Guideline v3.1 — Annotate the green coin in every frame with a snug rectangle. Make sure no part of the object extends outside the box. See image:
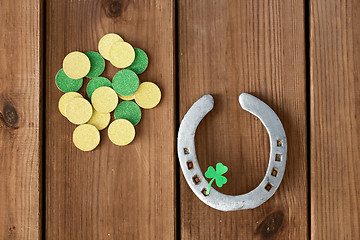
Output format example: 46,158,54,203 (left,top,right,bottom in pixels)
125,48,148,74
55,69,83,93
86,77,112,99
114,101,141,126
112,69,139,96
85,51,105,78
